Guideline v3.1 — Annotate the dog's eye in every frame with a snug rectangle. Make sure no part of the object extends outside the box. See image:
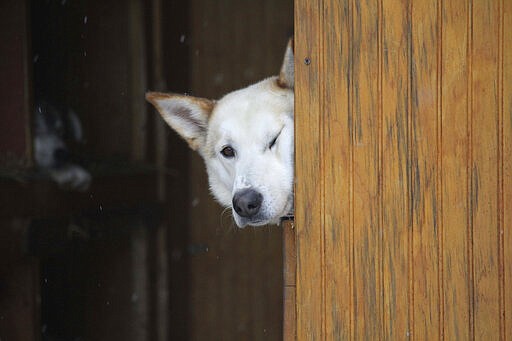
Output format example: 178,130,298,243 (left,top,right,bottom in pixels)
220,146,236,158
269,132,281,150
